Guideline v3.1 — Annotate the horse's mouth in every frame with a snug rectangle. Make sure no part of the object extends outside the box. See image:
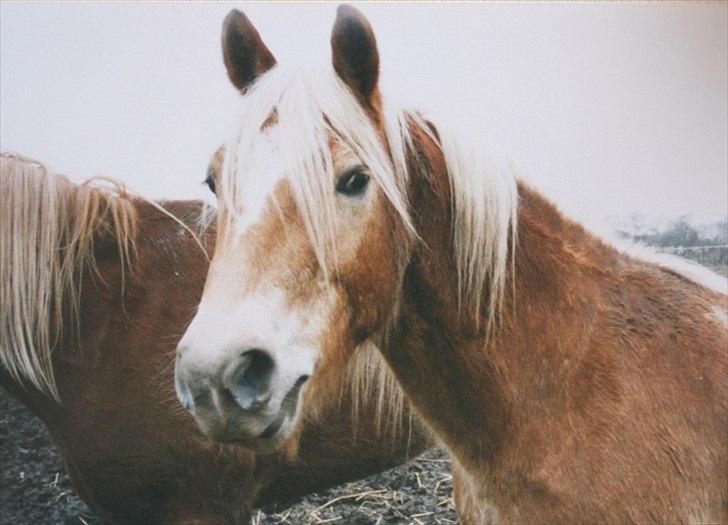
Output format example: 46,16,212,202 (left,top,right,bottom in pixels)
257,374,309,441
259,410,286,439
